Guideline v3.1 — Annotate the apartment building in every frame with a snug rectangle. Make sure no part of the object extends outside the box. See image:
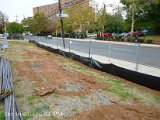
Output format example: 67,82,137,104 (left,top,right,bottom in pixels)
33,0,94,33
33,3,58,22
61,0,90,10
33,0,90,20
